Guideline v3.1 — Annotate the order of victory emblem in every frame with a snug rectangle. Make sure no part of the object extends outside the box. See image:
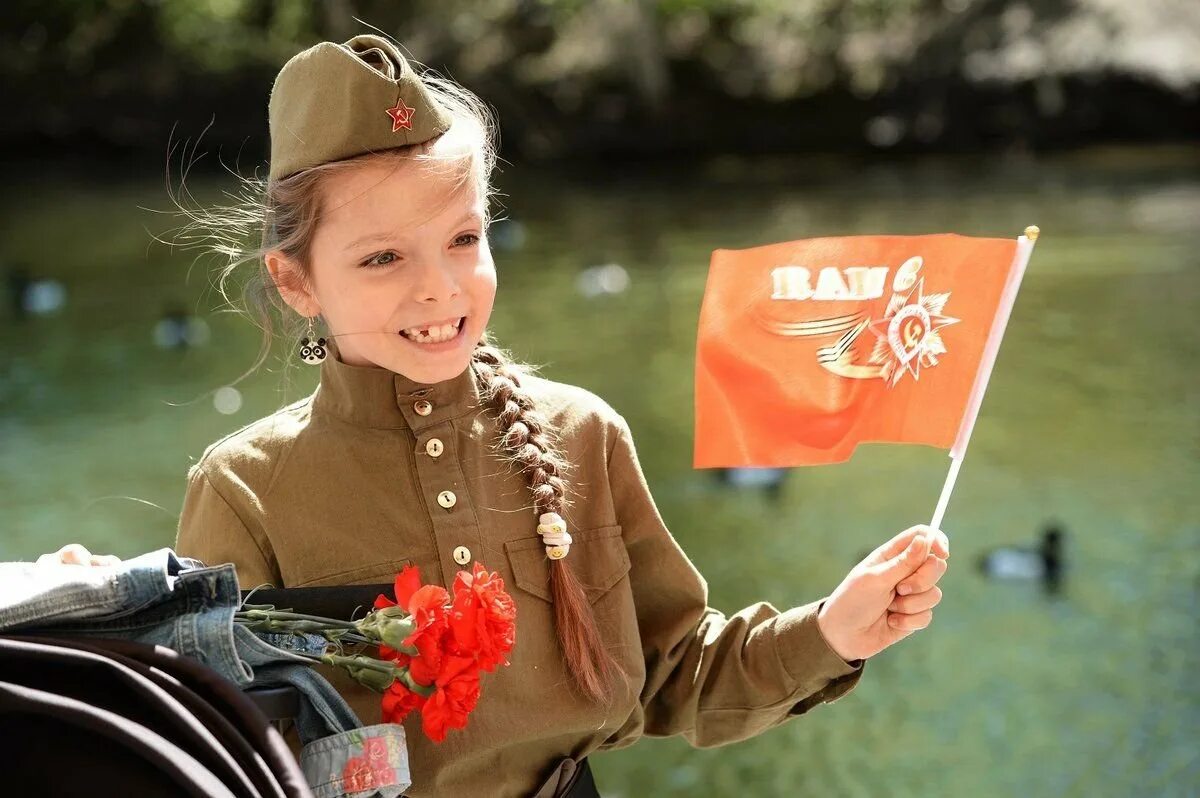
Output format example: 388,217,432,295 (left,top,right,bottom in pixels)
760,255,961,387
